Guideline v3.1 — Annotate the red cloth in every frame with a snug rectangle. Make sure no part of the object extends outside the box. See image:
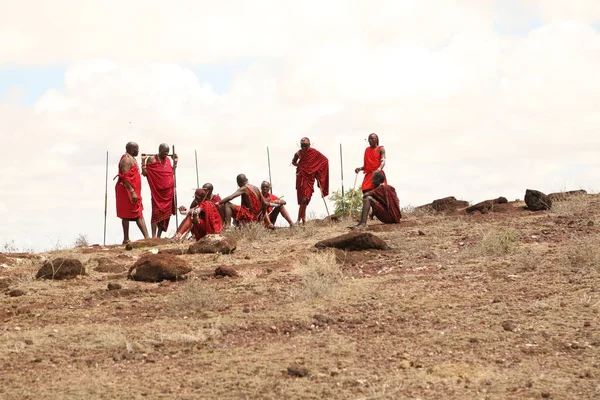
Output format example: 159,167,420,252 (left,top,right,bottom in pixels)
362,146,387,191
145,156,175,231
115,154,144,219
264,193,279,213
369,184,401,223
191,200,223,239
234,185,263,223
296,148,329,205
